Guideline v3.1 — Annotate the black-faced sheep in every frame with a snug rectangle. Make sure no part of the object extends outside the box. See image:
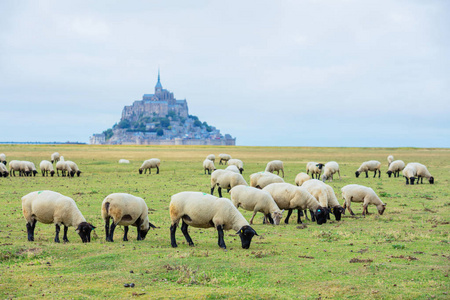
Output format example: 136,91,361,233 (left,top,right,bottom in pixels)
402,164,417,185
0,162,9,177
66,161,82,177
249,172,284,189
39,160,55,177
210,169,248,198
51,152,60,163
218,153,231,165
386,160,405,178
341,184,386,217
306,162,325,179
302,179,345,221
0,153,6,165
408,162,434,184
203,159,216,175
227,159,244,174
355,160,381,178
139,158,160,174
321,161,340,182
